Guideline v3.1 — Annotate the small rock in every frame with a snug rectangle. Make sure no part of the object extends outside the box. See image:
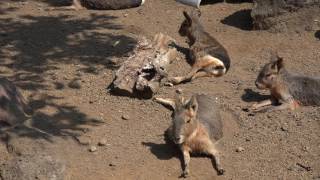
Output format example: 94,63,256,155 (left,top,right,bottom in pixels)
98,139,107,146
109,163,116,167
236,147,245,152
302,146,309,152
176,88,183,94
68,79,81,89
280,126,288,132
121,115,129,120
123,13,128,17
112,40,120,47
89,146,97,152
75,136,91,145
242,108,249,112
248,113,255,117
